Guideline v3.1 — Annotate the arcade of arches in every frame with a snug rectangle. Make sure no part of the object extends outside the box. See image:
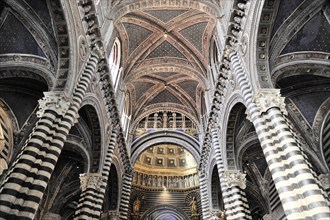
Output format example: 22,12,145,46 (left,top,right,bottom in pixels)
0,0,329,220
